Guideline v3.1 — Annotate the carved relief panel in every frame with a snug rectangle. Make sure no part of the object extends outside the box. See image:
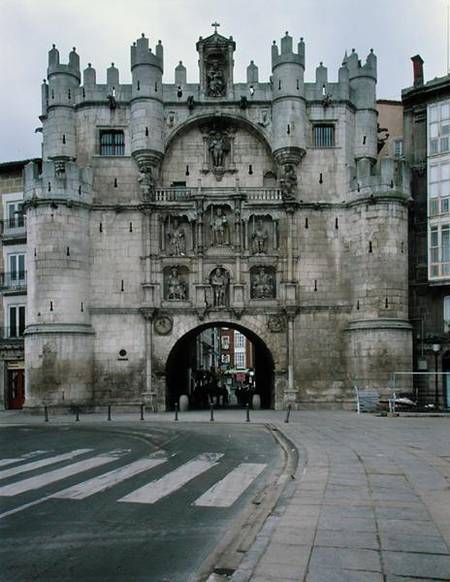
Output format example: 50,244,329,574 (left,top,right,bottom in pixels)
250,266,276,299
